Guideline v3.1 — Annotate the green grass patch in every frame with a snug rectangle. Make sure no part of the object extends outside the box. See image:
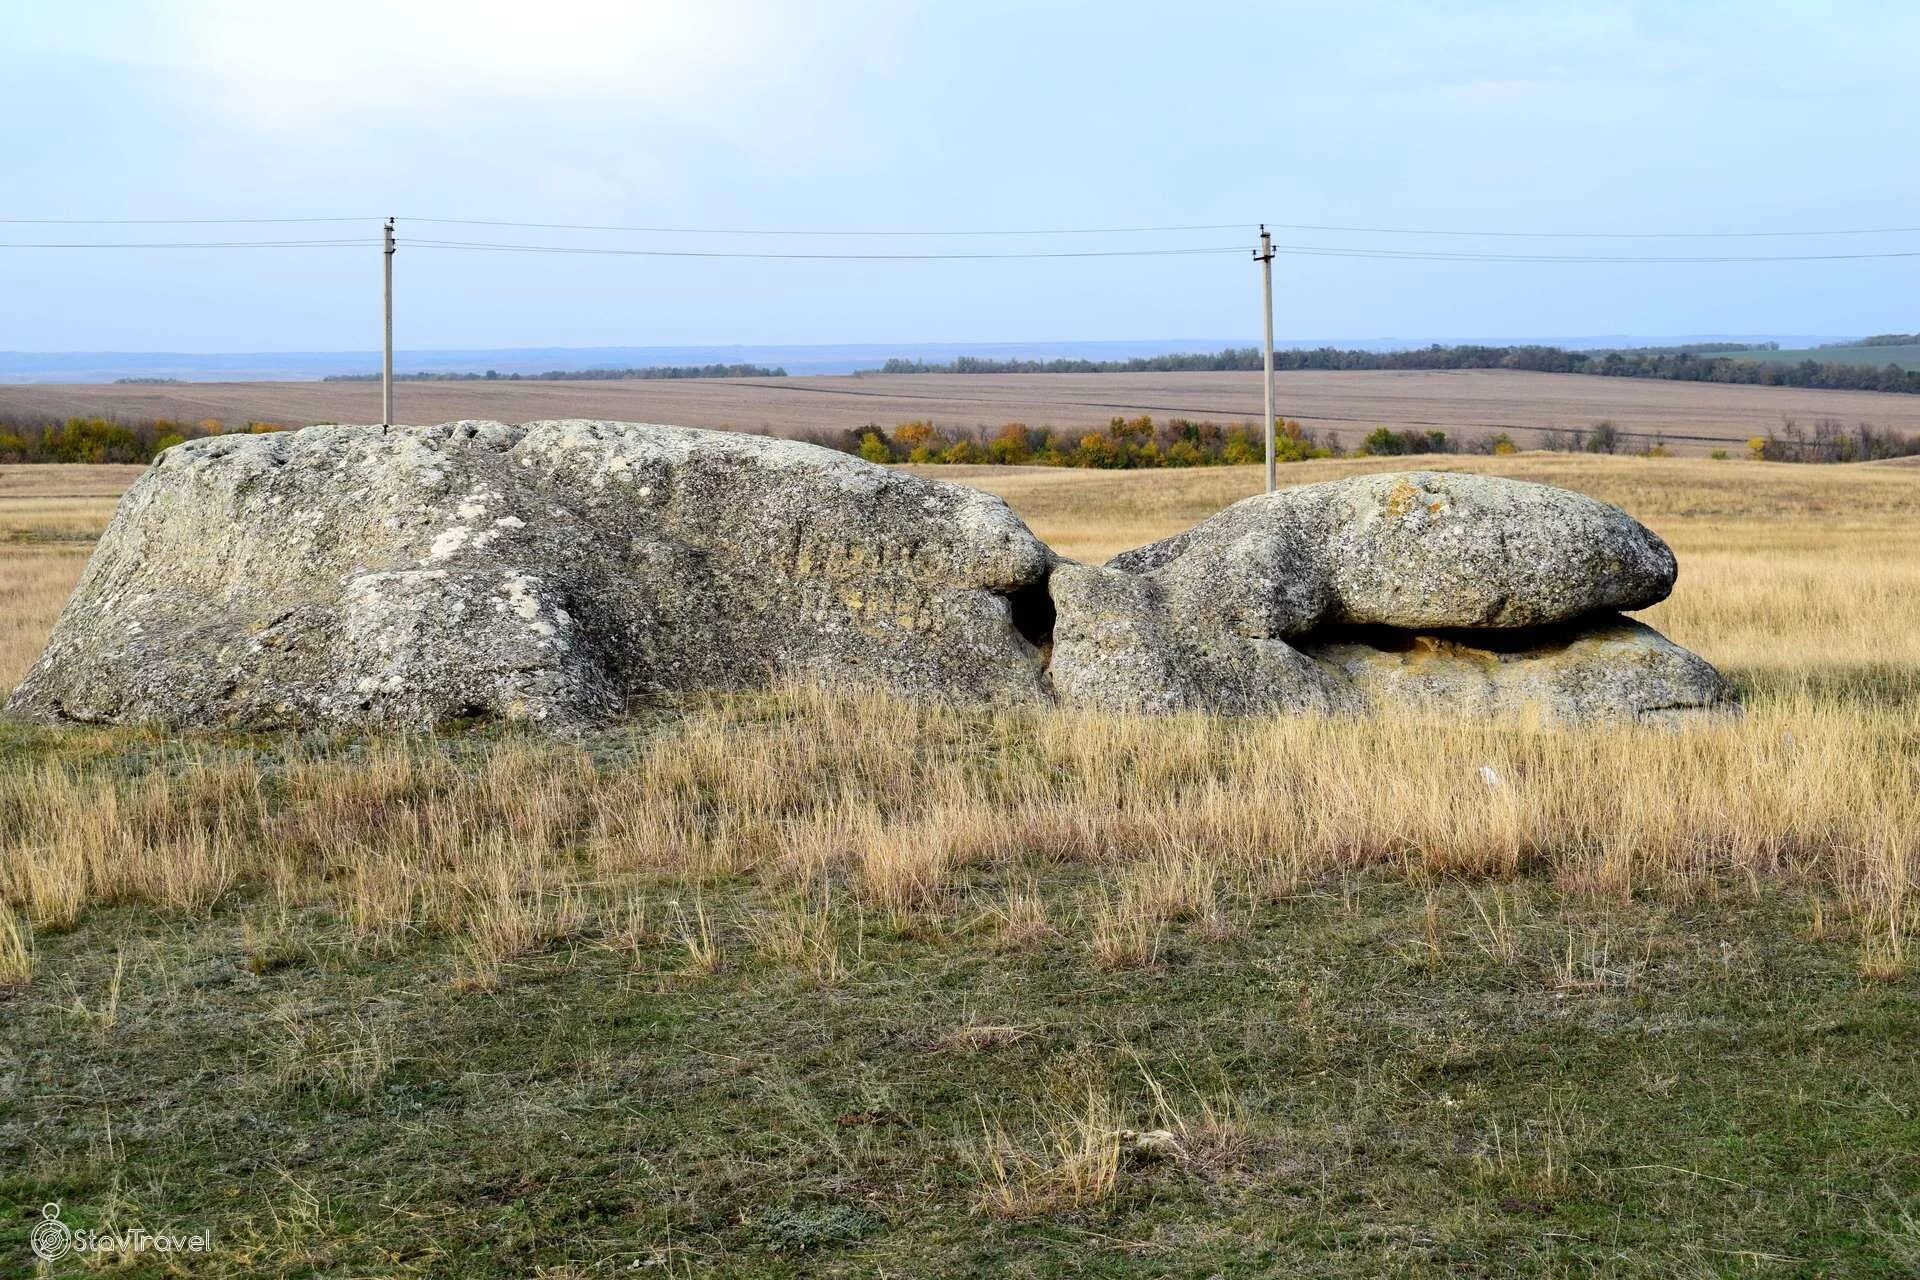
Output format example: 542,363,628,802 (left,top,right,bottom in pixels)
1720,343,1920,371
3,865,1916,1276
